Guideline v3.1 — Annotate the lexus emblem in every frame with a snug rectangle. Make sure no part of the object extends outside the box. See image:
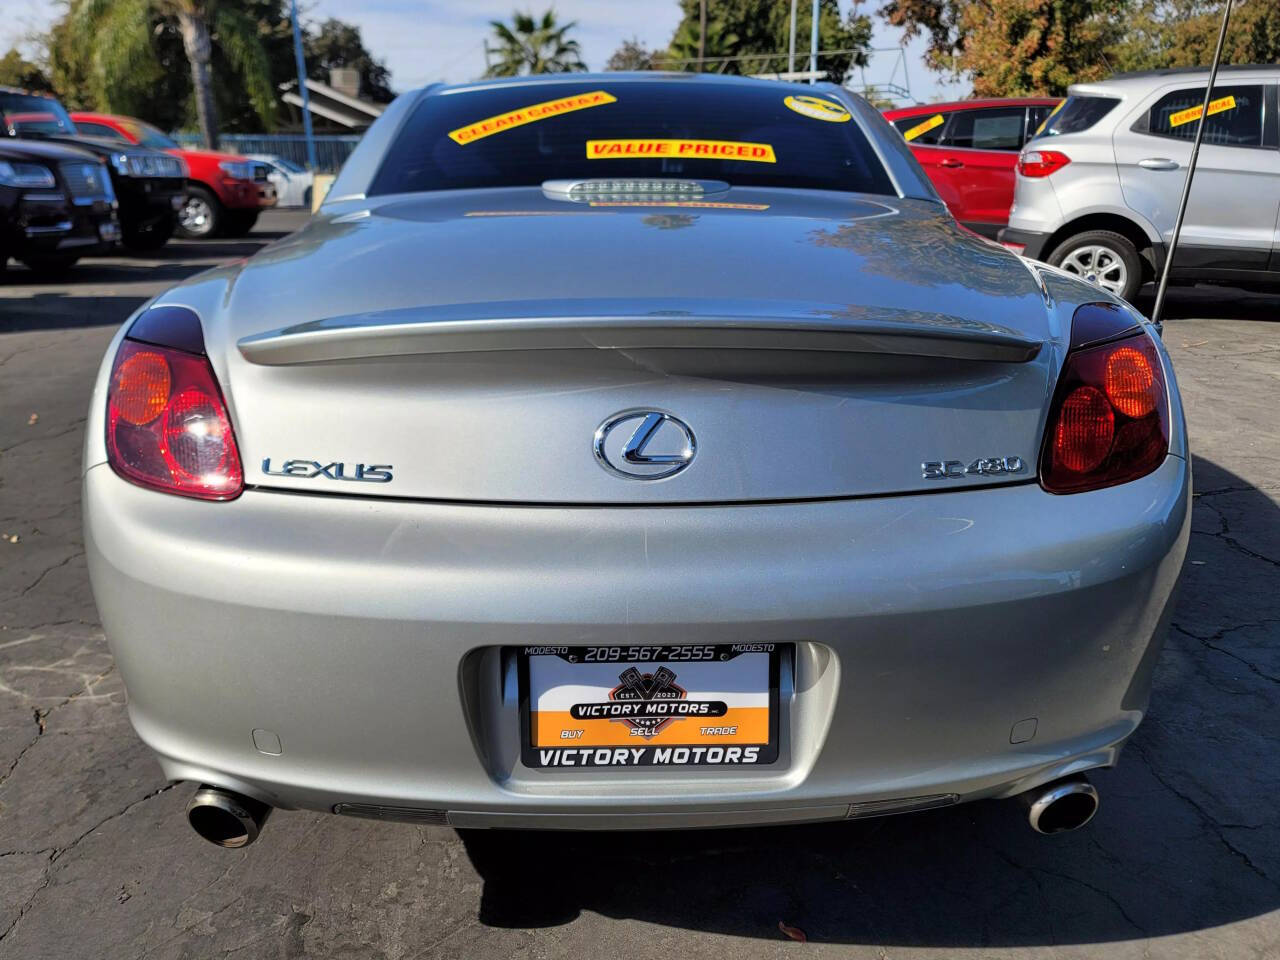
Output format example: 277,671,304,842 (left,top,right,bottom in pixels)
594,410,696,480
